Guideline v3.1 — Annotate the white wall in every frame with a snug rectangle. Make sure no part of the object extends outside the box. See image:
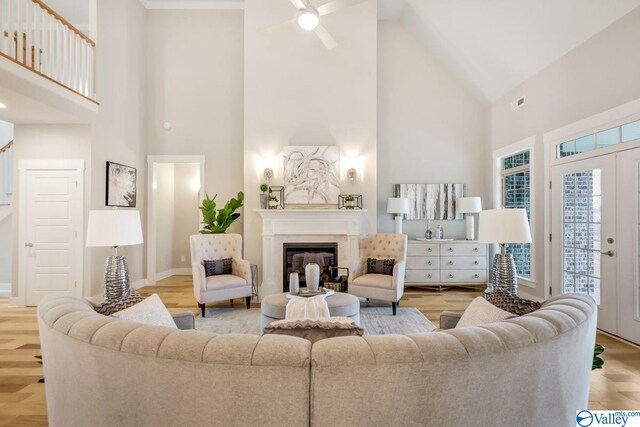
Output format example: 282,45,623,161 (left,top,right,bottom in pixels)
88,0,148,297
244,0,378,285
145,10,244,234
155,163,175,275
173,163,200,269
0,120,13,287
377,21,490,239
490,7,640,299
